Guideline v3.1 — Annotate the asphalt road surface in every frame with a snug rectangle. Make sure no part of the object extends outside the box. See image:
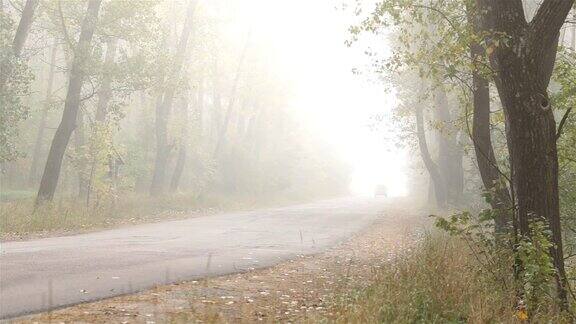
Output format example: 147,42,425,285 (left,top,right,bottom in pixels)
0,197,389,319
